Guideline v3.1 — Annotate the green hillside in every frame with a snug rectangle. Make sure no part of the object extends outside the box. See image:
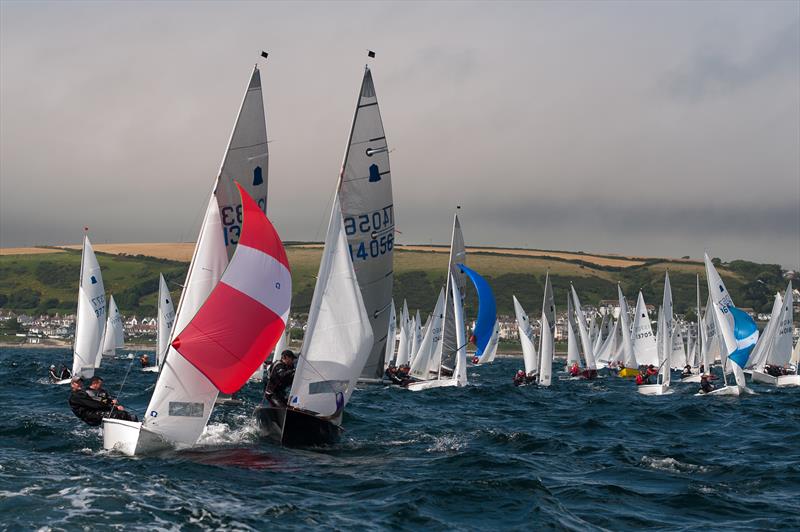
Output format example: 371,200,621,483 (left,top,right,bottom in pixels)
0,246,786,319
